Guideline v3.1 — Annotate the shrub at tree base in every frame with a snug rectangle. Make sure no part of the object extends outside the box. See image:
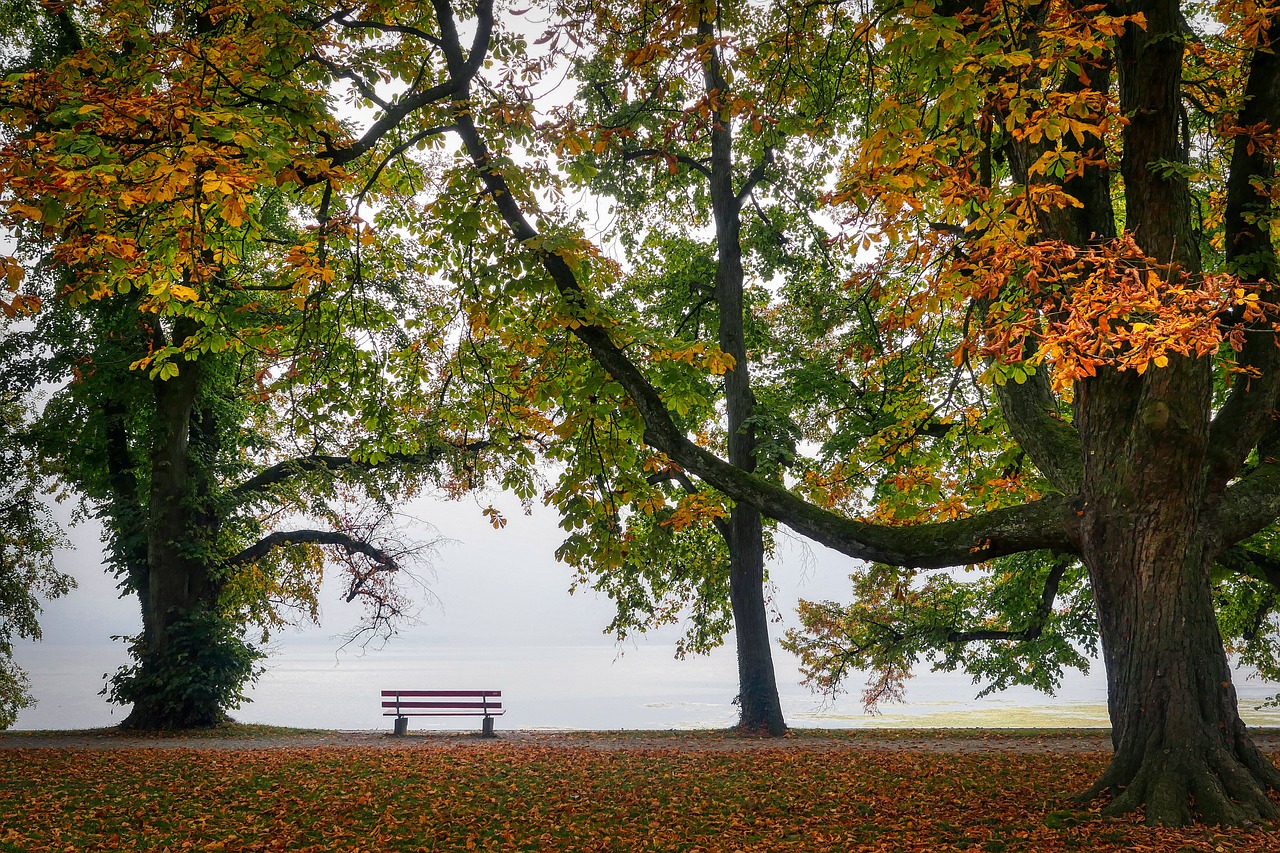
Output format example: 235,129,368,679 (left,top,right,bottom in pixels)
103,608,265,730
